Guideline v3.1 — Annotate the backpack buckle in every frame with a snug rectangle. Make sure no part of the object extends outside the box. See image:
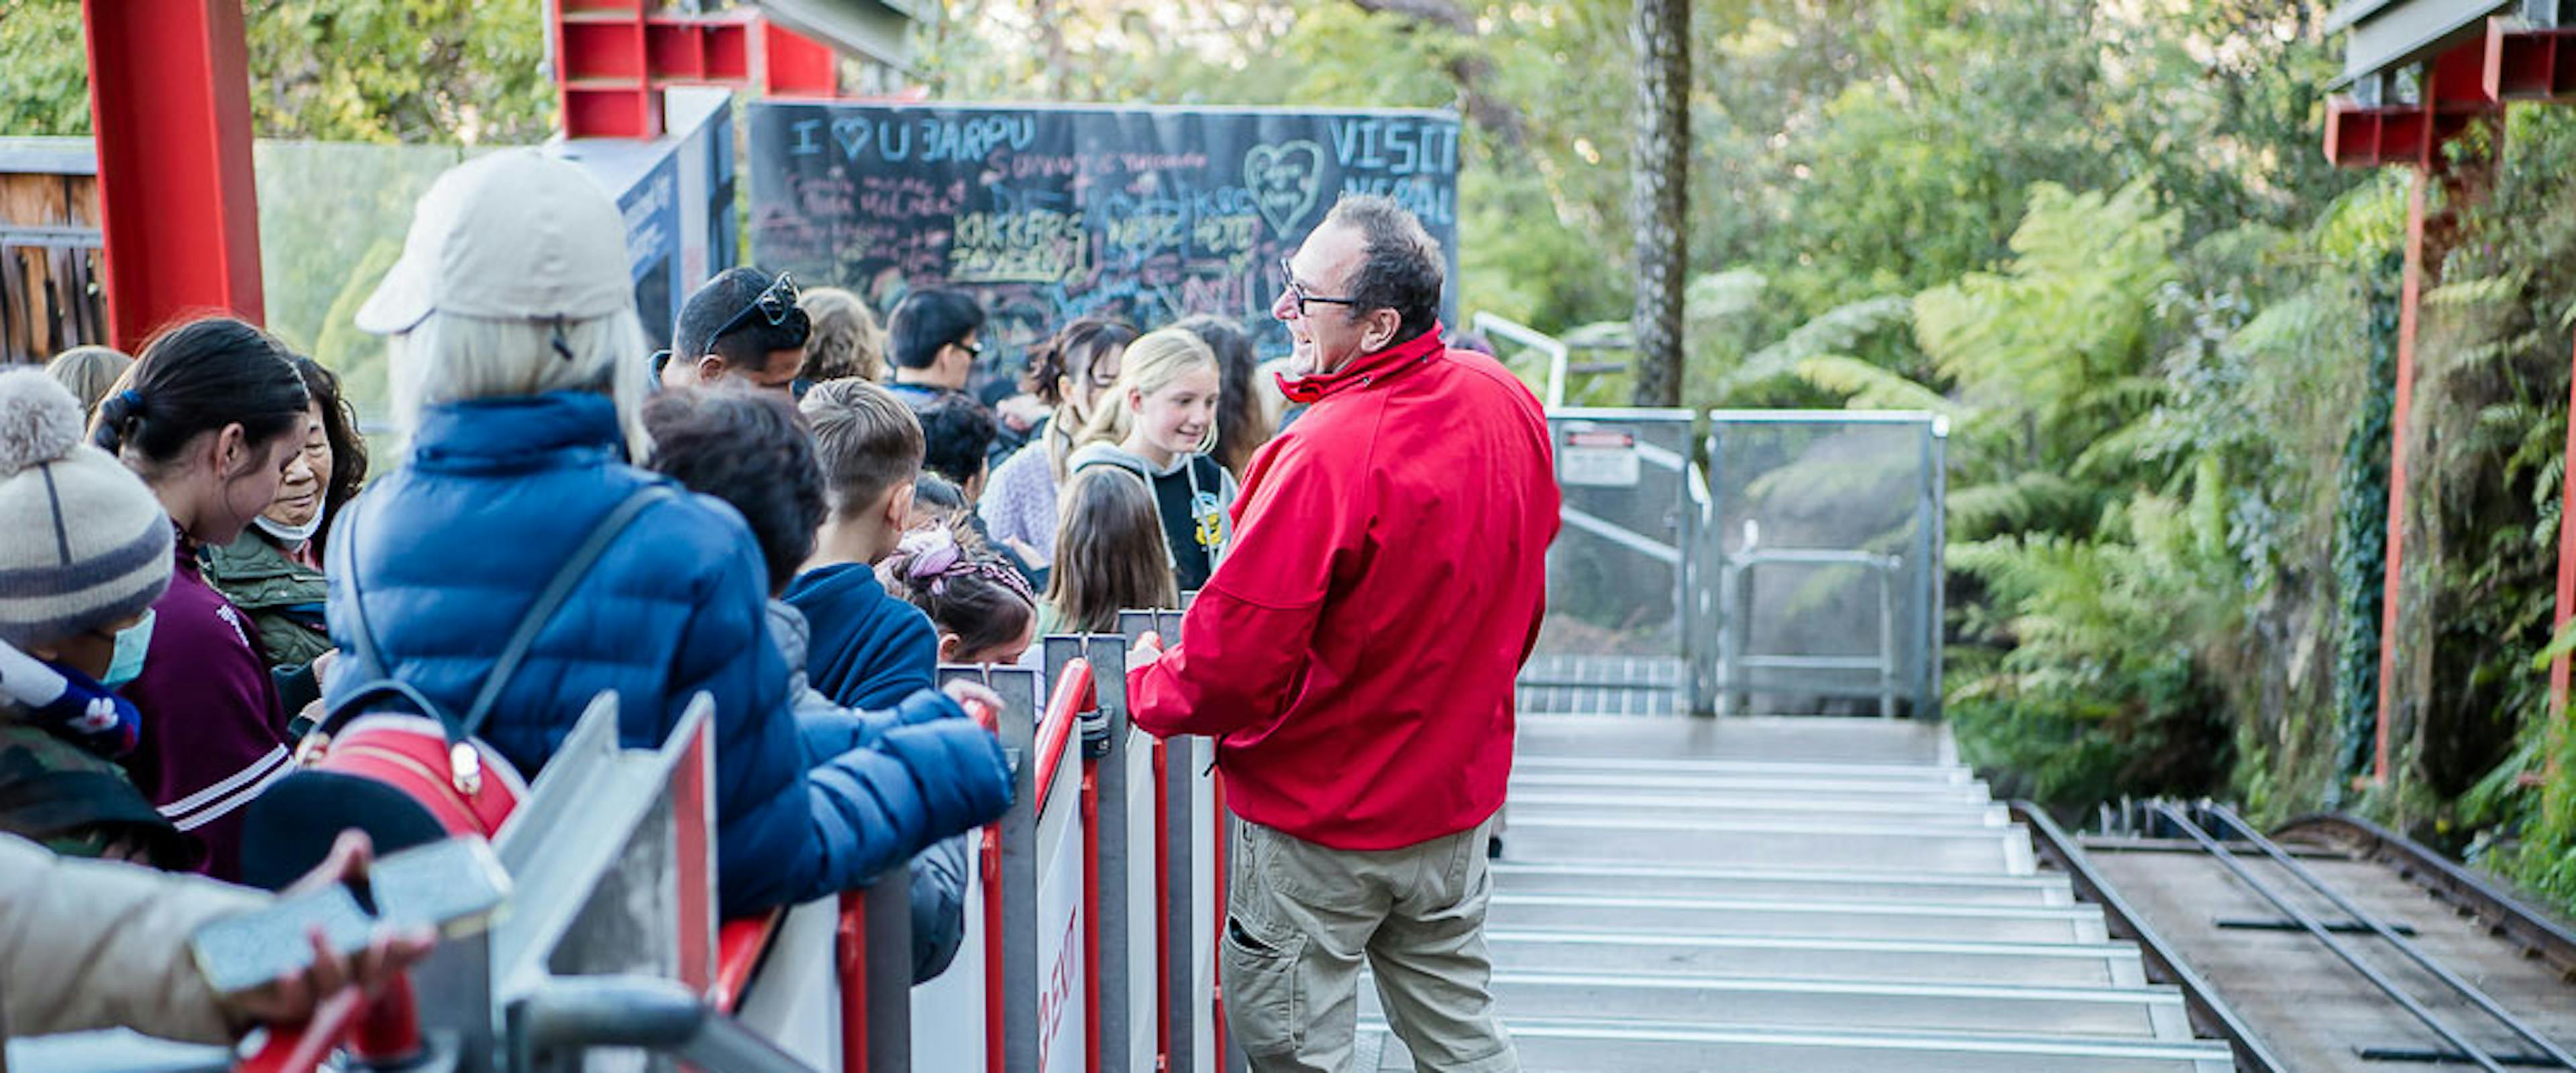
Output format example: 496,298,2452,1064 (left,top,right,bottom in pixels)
449,740,484,795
